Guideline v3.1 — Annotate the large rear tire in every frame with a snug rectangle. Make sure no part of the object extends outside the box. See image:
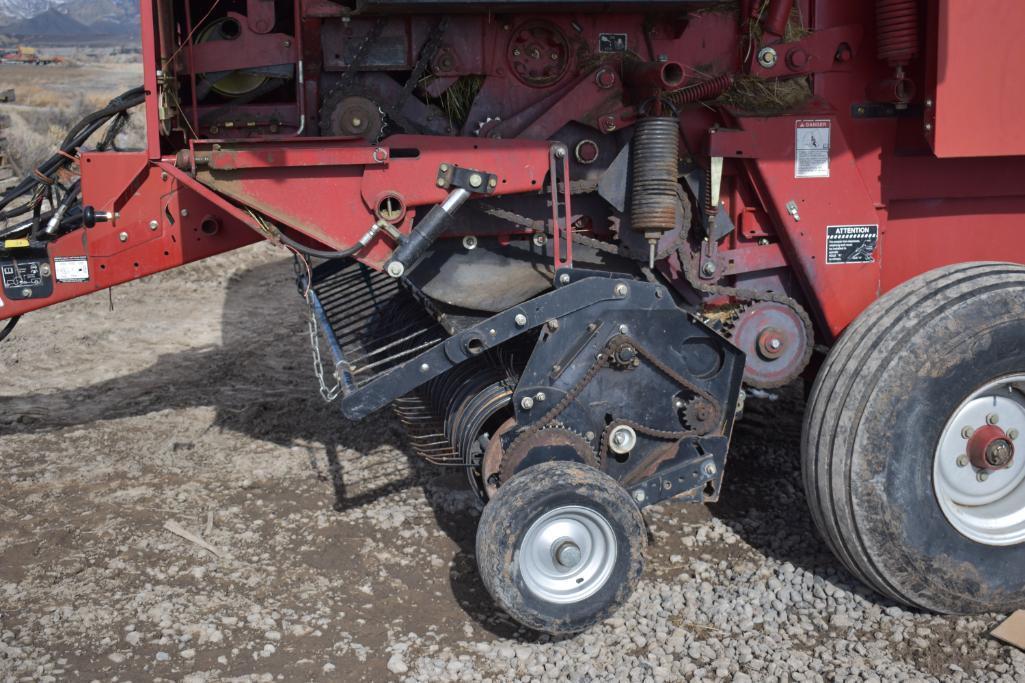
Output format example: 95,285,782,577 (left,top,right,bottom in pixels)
802,262,1025,613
